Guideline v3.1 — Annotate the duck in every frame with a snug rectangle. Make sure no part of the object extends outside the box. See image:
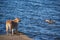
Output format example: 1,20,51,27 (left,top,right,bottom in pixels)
45,19,55,24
